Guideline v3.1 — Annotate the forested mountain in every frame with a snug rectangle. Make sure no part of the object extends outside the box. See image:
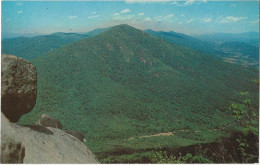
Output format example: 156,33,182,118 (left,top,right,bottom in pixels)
3,27,258,69
145,29,218,55
18,24,258,162
86,27,111,37
1,28,112,60
2,32,89,60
